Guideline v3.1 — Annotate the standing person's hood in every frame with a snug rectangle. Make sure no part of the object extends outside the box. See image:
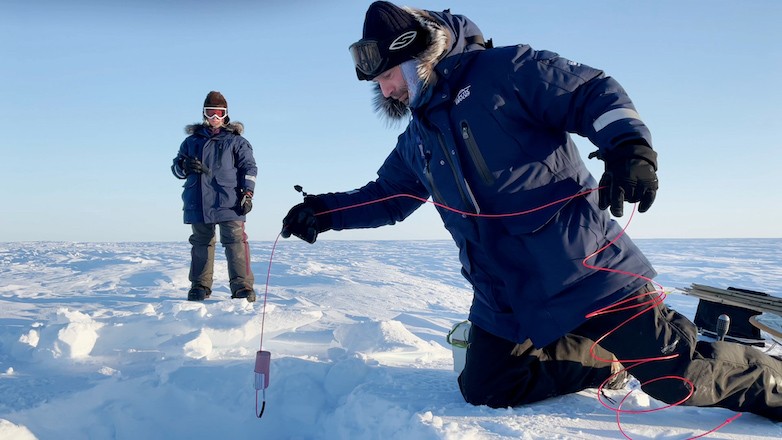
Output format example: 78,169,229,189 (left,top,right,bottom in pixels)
373,8,488,122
